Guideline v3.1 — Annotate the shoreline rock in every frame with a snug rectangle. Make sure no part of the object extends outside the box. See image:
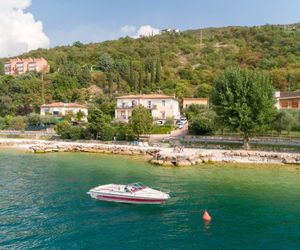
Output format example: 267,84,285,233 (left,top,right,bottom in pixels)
1,139,300,166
